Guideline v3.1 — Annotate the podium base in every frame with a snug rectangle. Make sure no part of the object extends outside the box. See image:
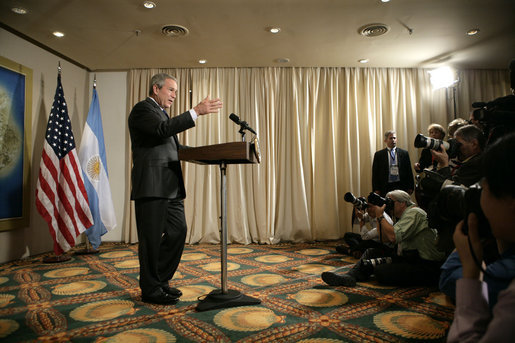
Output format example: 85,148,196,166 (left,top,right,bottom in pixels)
196,289,260,312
